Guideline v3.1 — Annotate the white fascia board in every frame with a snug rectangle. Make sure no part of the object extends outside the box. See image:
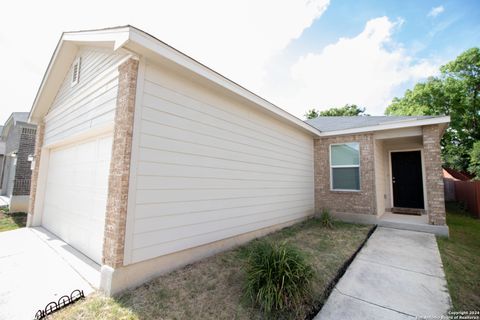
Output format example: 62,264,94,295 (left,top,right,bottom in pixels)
317,116,451,137
28,28,131,124
61,27,130,50
127,28,321,136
